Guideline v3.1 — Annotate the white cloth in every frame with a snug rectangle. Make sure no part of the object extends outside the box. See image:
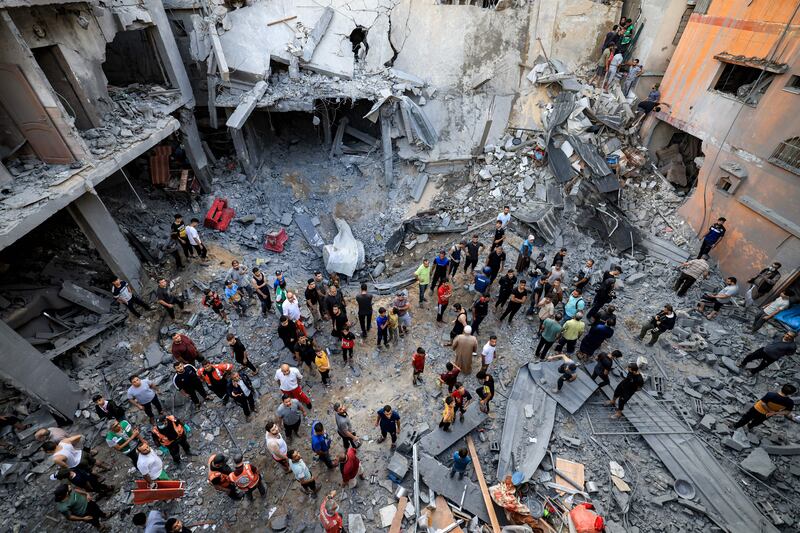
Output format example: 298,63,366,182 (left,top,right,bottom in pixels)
185,225,201,246
764,296,790,316
275,367,302,391
265,433,288,460
719,284,740,301
137,451,164,479
238,379,251,397
55,442,82,468
283,299,301,321
496,212,511,227
481,343,496,365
